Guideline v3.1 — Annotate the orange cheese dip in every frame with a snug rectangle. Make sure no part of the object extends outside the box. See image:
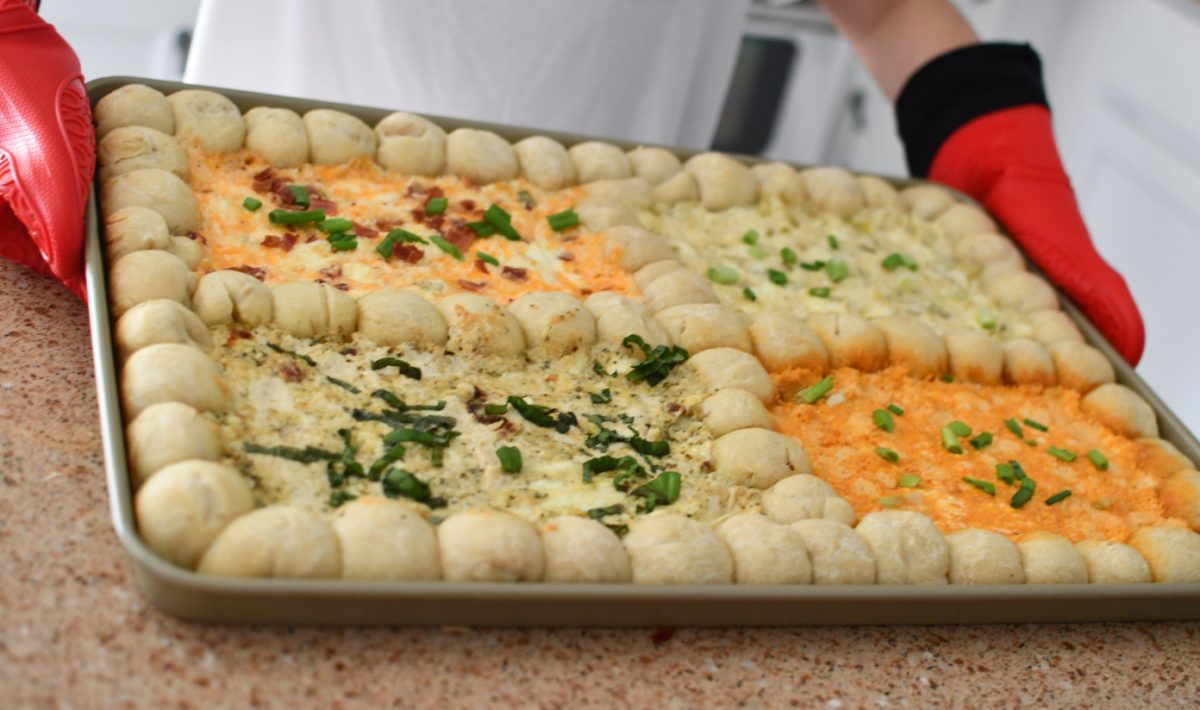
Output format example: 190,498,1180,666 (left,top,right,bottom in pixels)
772,367,1184,542
185,147,635,303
